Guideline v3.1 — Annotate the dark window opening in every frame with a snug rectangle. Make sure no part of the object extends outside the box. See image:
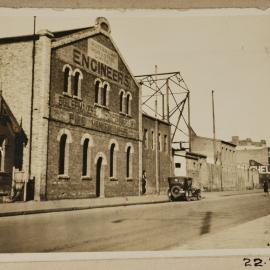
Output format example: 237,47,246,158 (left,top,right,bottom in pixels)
126,146,131,178
120,91,124,112
126,94,130,114
95,81,100,103
82,139,89,176
103,84,108,106
63,67,70,93
73,72,80,96
59,134,67,175
110,143,115,177
175,163,181,168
